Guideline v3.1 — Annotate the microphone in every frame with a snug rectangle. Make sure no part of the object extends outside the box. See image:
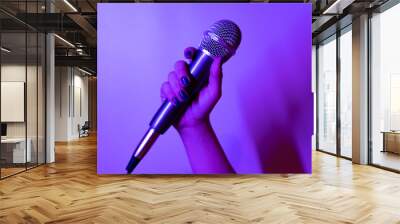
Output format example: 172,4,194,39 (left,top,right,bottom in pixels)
126,20,242,174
